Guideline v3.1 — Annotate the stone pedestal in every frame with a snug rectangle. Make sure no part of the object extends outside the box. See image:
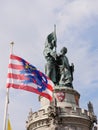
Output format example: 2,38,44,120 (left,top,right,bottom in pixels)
39,86,80,109
26,86,97,130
